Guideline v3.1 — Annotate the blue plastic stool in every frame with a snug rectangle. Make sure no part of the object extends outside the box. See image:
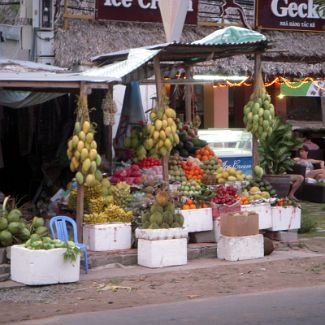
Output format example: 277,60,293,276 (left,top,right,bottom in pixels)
49,216,88,273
